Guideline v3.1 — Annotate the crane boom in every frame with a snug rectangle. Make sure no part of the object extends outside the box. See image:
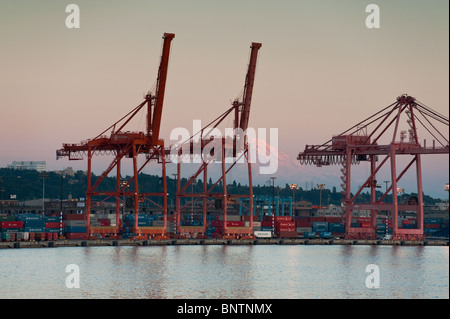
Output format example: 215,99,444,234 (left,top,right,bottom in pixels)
239,42,262,132
151,32,175,145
